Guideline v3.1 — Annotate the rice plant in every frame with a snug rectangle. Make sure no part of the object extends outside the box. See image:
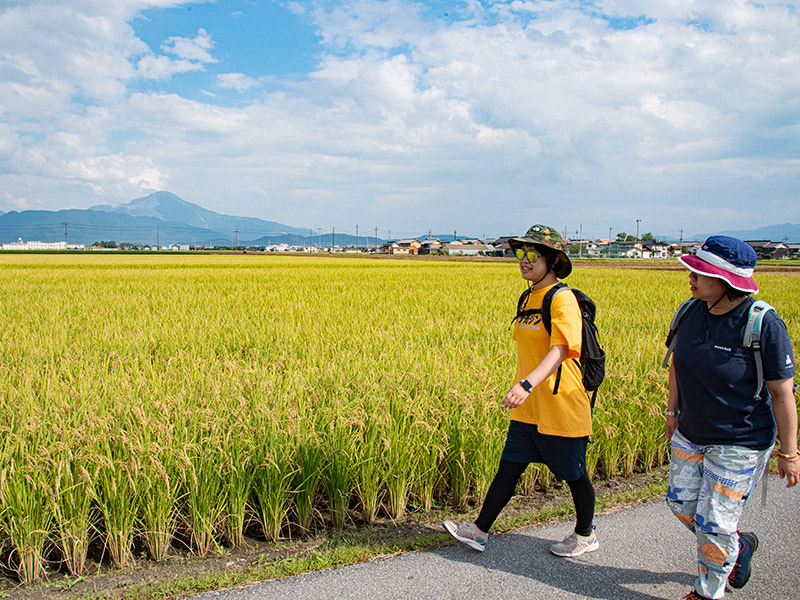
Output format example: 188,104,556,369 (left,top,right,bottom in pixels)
92,434,140,568
0,434,53,583
51,450,93,575
352,420,384,523
322,425,354,529
0,253,796,585
292,432,324,532
252,426,295,543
